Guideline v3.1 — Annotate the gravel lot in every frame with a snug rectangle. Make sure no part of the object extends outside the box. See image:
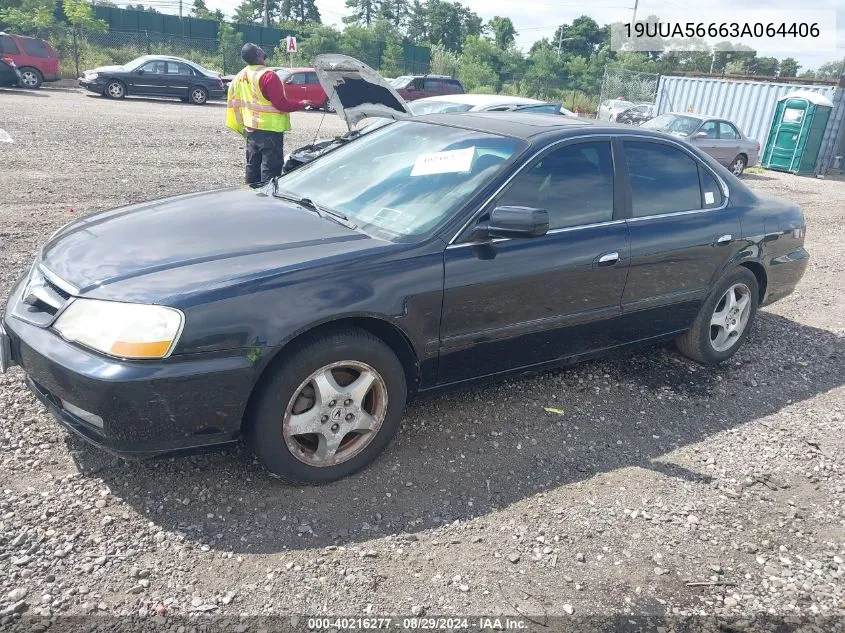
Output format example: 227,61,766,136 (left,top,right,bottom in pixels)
0,89,843,631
